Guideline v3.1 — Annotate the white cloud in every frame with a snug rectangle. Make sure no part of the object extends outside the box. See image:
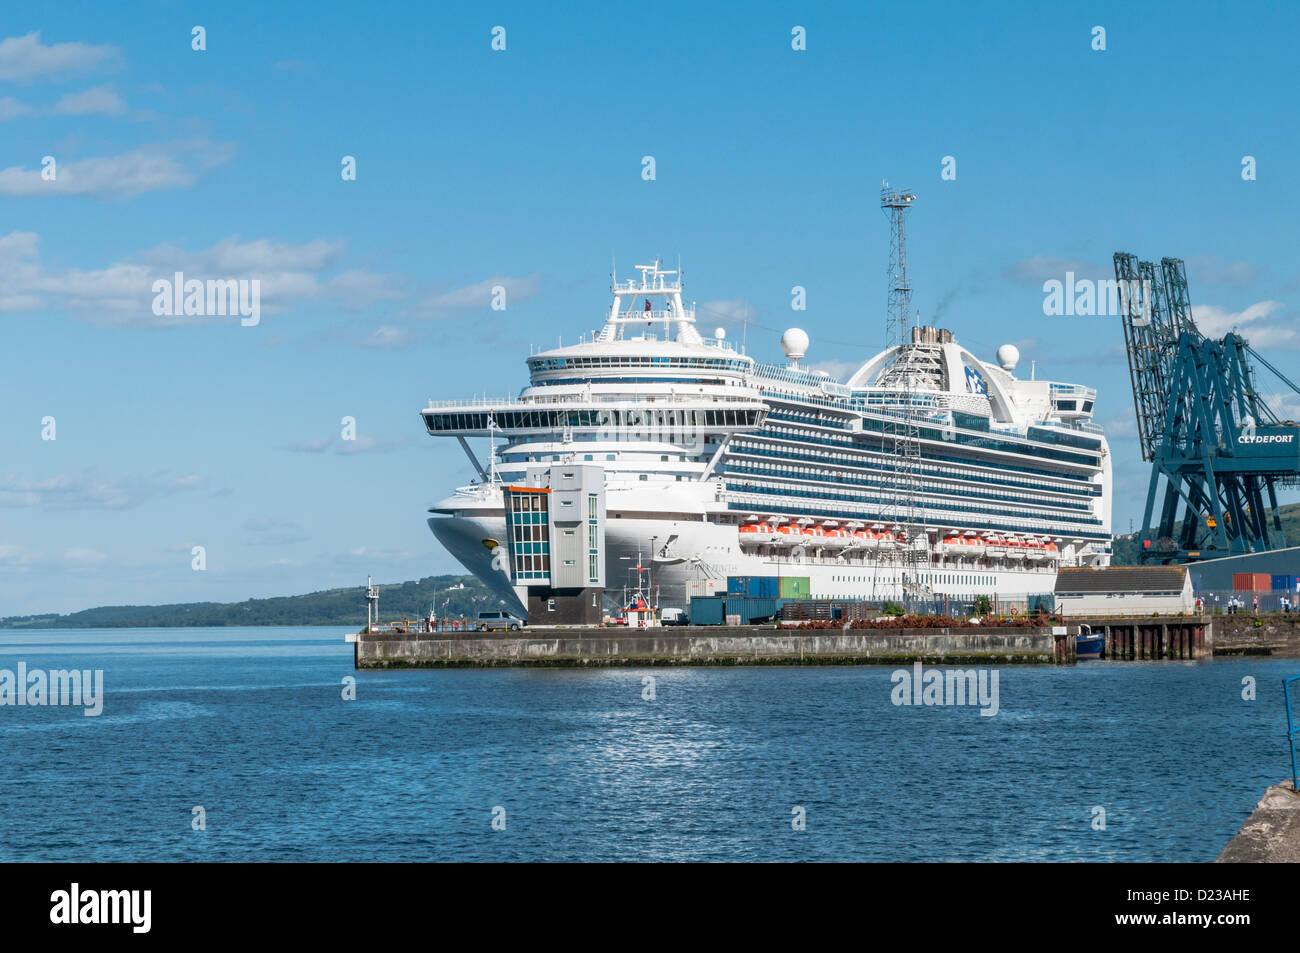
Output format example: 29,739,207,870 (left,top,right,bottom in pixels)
62,547,108,565
1002,255,1107,285
286,434,413,455
0,543,35,570
0,471,204,510
361,325,412,348
0,231,400,327
0,141,231,198
0,31,120,81
804,358,860,381
698,299,756,324
425,273,541,311
286,437,333,454
1100,415,1137,438
156,236,345,273
1186,255,1262,289
1260,392,1300,422
52,84,126,116
0,96,32,119
335,435,412,455
243,518,309,546
1192,301,1293,347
